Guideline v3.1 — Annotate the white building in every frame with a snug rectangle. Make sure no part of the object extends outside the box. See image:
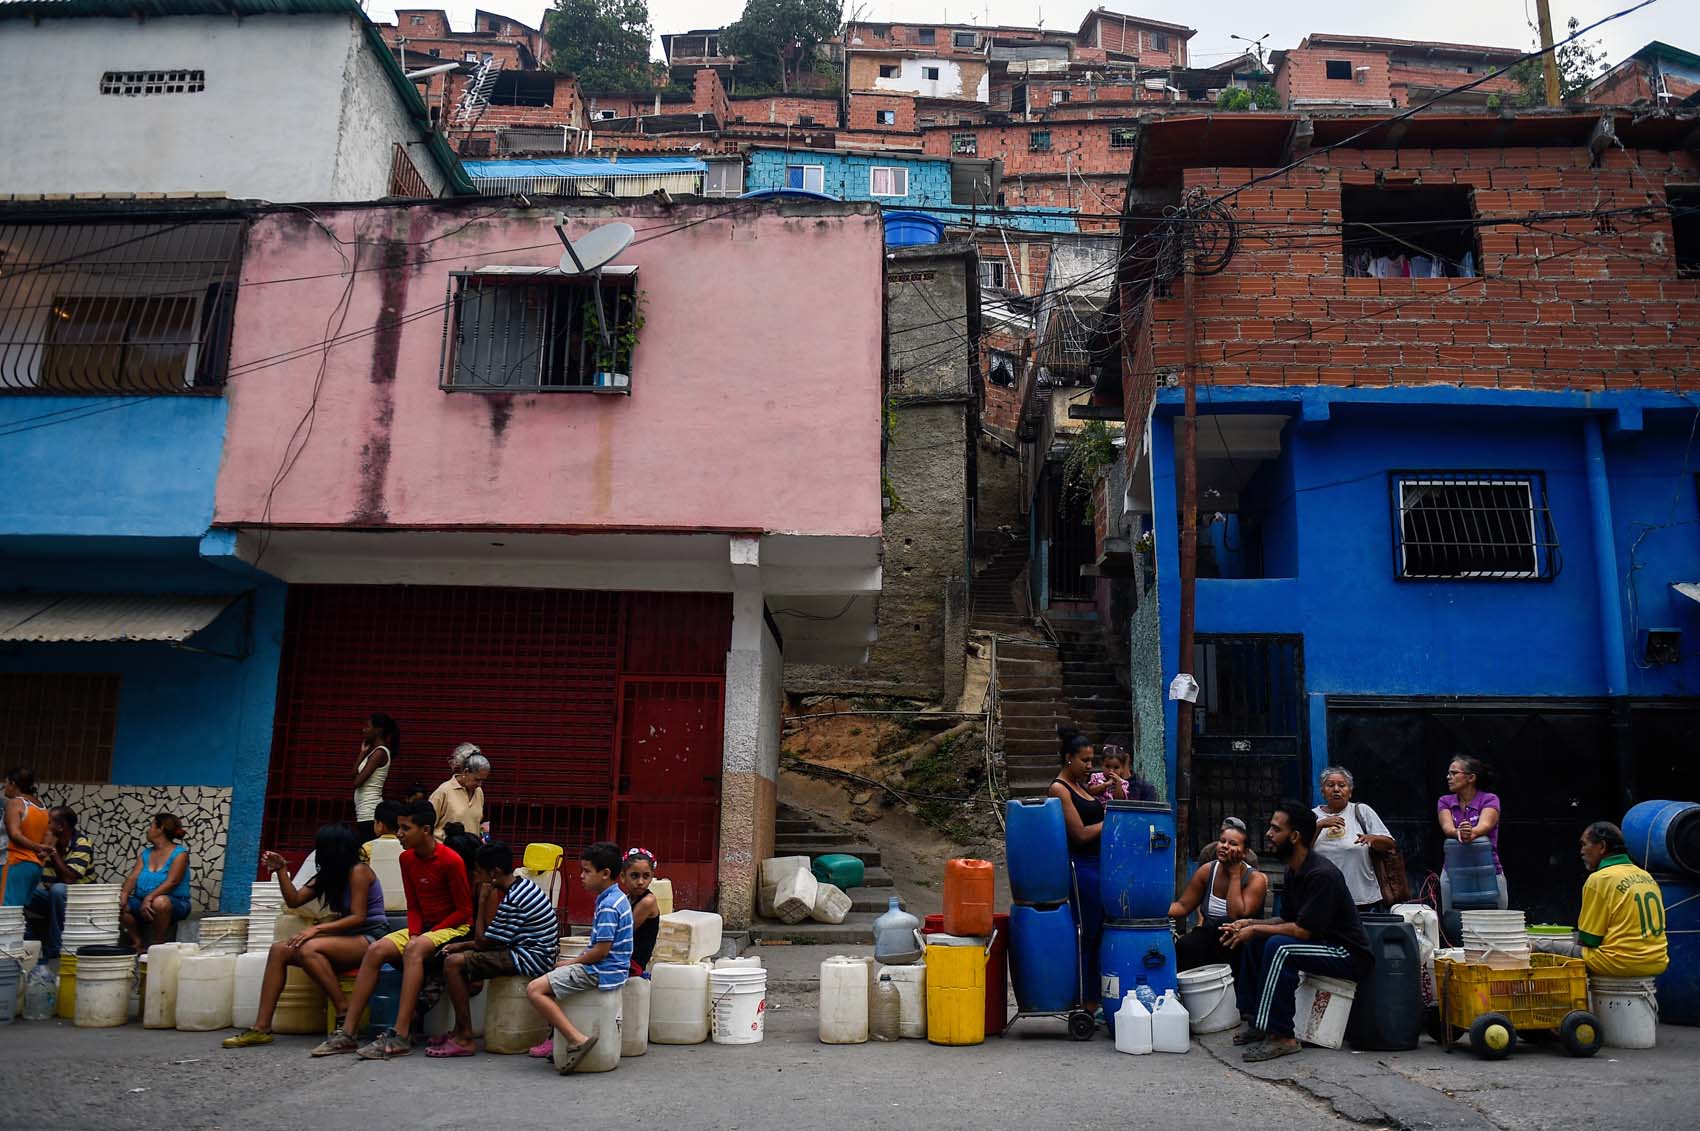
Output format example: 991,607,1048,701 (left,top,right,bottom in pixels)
0,0,470,201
